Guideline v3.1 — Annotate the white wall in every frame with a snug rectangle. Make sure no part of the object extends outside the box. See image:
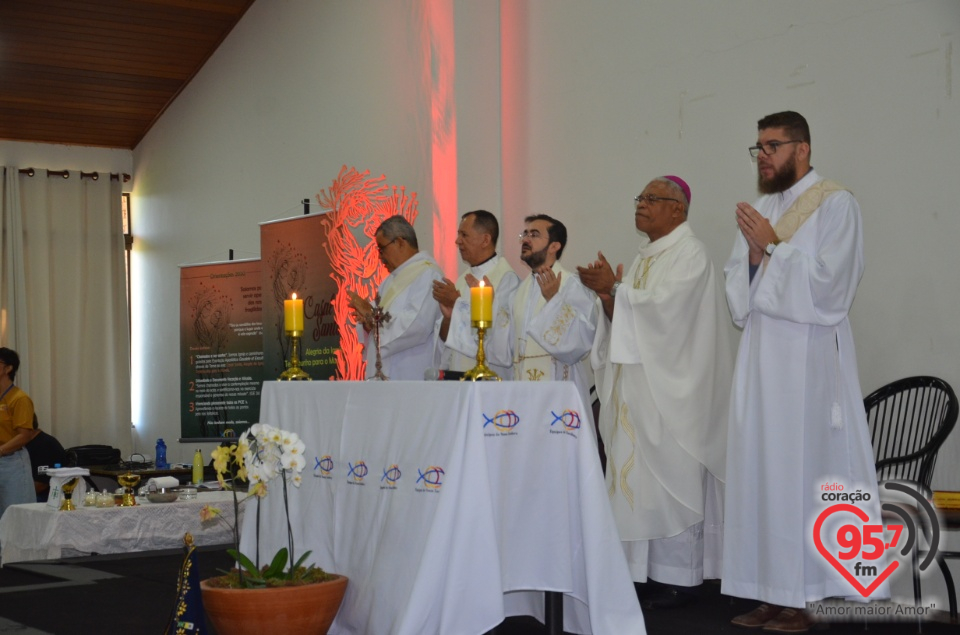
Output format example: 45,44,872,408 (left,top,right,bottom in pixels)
6,1,957,491
506,0,960,489
130,0,444,460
